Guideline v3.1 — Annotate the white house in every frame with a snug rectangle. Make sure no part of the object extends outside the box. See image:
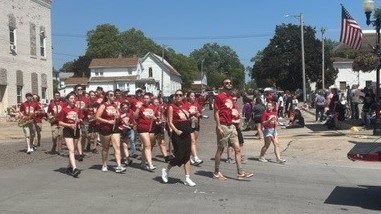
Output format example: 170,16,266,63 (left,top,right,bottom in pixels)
332,57,376,92
0,0,53,117
191,72,208,92
140,52,182,96
60,52,182,97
